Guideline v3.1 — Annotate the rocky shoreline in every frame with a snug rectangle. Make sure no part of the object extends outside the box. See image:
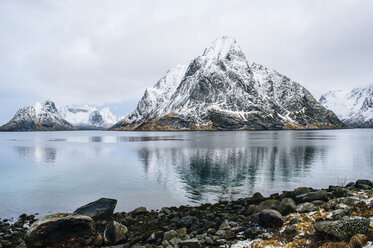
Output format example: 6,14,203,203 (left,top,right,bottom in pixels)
1,180,372,248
